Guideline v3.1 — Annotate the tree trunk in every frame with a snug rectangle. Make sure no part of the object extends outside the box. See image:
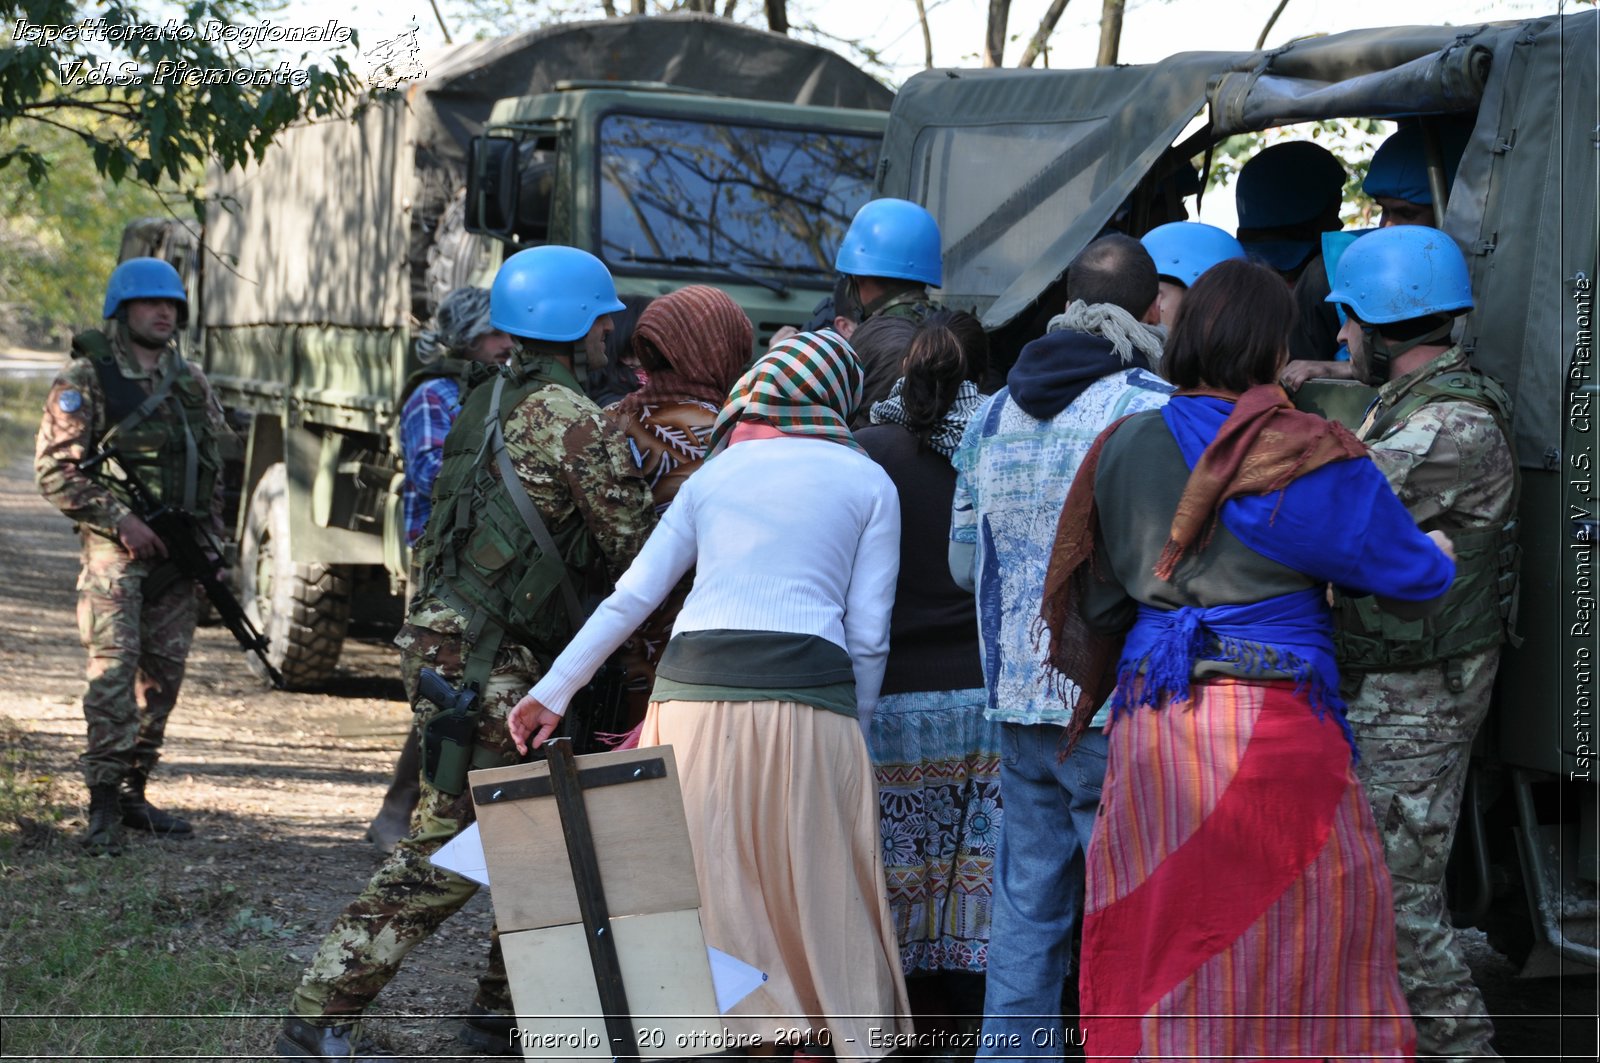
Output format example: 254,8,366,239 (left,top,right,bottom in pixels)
984,0,1012,67
1256,0,1293,49
913,0,934,69
766,0,789,35
723,0,740,18
1018,0,1072,68
1096,0,1124,67
630,1,646,15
